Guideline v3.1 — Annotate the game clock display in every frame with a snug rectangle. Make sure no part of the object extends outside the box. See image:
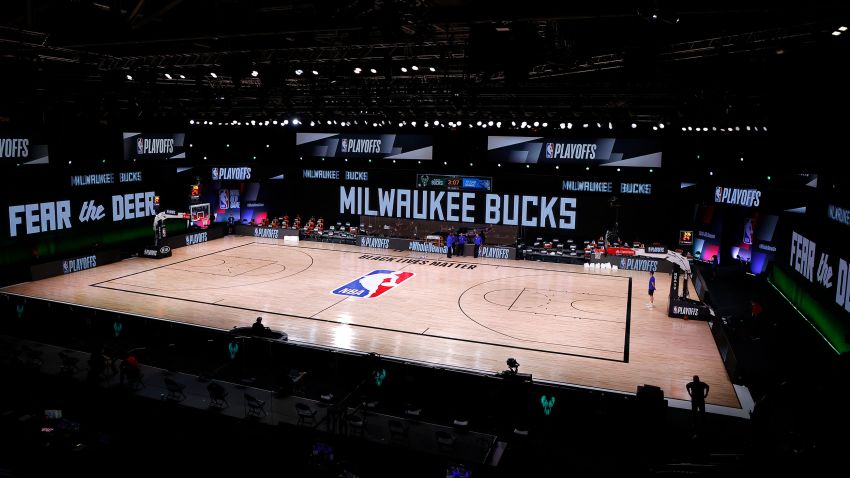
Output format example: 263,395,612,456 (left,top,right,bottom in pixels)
416,174,492,191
